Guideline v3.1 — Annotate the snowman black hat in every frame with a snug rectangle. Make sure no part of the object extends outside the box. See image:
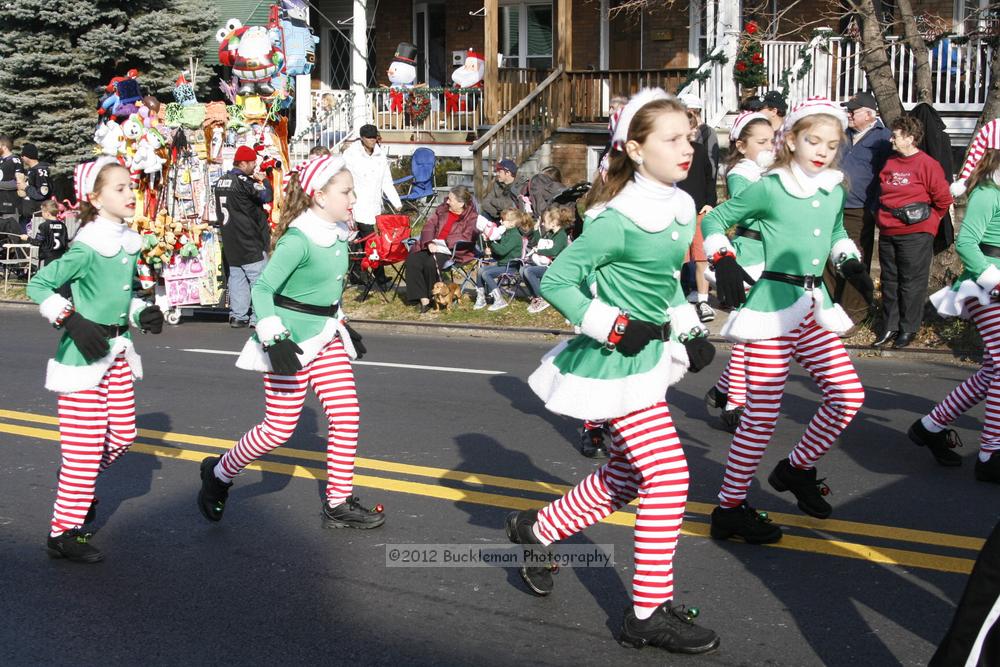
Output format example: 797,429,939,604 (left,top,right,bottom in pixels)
393,42,418,65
